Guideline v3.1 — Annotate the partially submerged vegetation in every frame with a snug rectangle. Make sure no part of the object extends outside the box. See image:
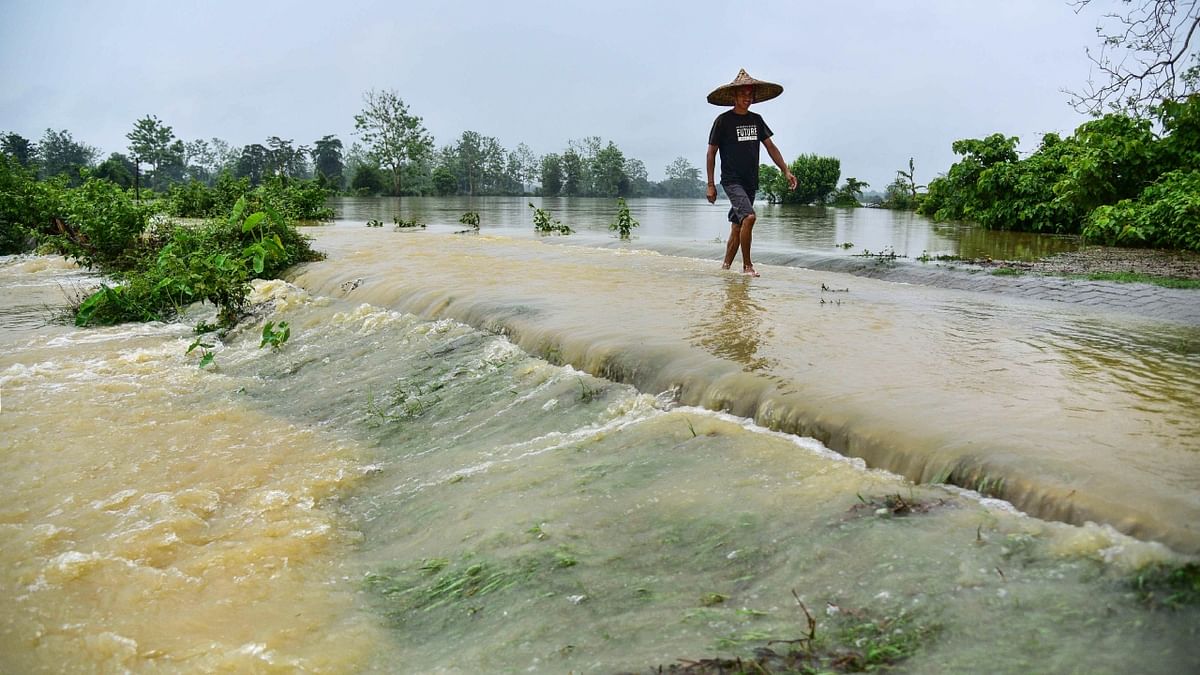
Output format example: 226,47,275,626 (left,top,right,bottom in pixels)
0,154,323,332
